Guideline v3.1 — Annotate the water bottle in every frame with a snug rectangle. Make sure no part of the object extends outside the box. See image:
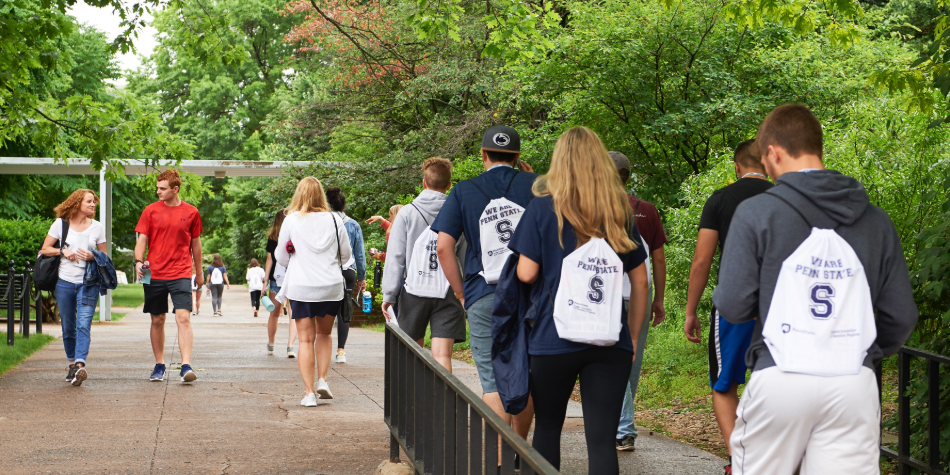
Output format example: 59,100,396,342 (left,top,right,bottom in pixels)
141,261,151,285
362,291,372,313
373,261,382,289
